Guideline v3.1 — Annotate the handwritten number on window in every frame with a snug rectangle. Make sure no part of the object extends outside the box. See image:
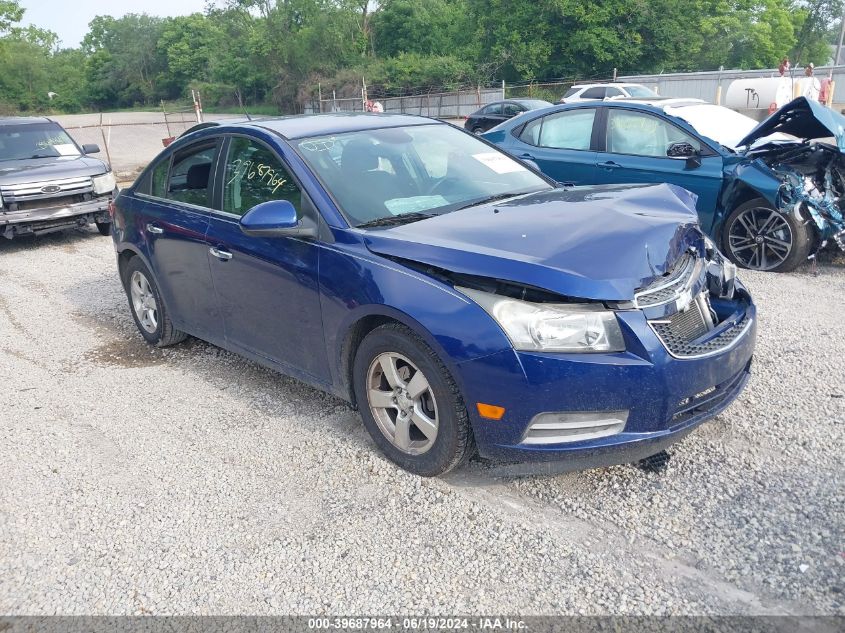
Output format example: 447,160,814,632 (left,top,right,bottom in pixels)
227,158,287,194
